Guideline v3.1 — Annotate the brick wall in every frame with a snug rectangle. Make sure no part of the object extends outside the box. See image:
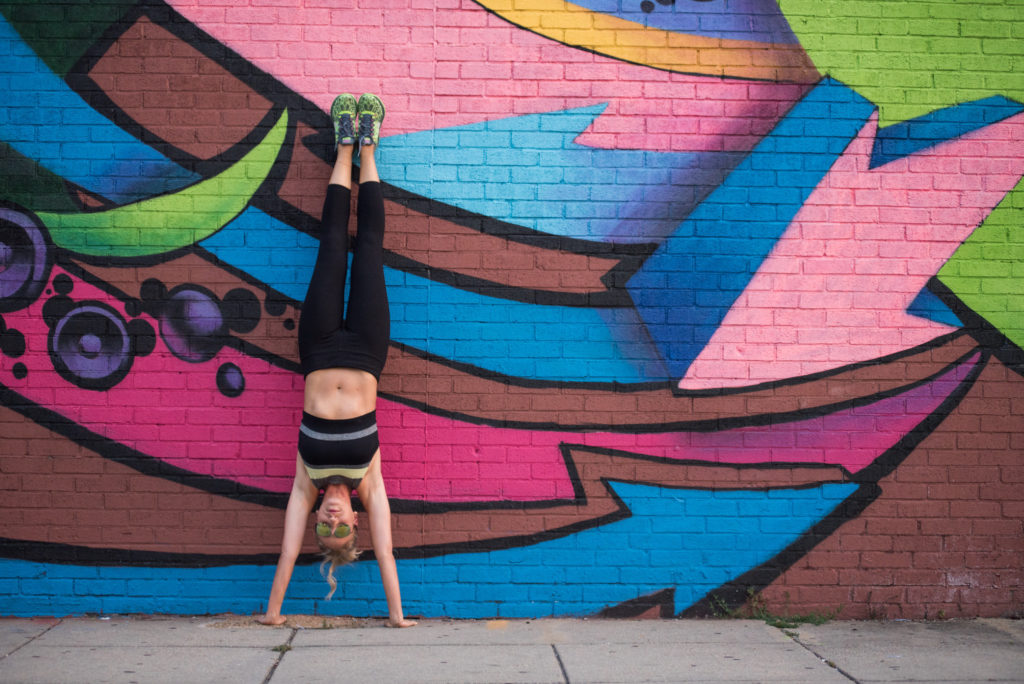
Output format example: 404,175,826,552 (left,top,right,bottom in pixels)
0,0,1021,620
